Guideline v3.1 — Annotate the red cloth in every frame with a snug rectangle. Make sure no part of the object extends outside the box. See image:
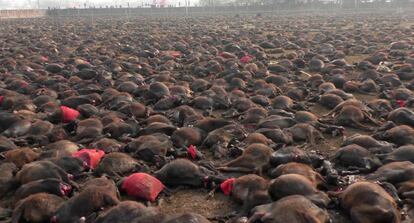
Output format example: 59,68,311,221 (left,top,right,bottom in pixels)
72,149,105,169
40,56,48,62
240,55,253,63
0,96,4,104
60,106,80,123
187,145,197,160
20,82,29,88
122,173,165,202
397,100,406,107
220,178,236,196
